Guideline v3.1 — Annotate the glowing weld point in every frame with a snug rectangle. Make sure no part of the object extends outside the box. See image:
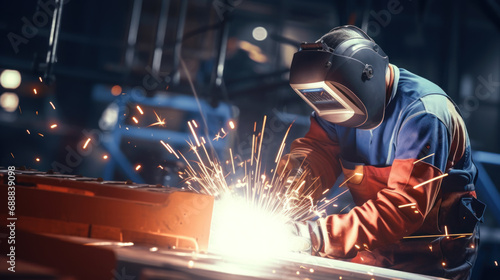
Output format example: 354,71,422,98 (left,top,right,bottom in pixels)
229,120,236,129
136,105,144,115
33,88,37,94
83,138,91,149
50,124,57,129
188,260,194,268
132,116,138,124
413,173,448,189
135,164,142,171
49,101,56,110
309,268,314,273
429,245,433,251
